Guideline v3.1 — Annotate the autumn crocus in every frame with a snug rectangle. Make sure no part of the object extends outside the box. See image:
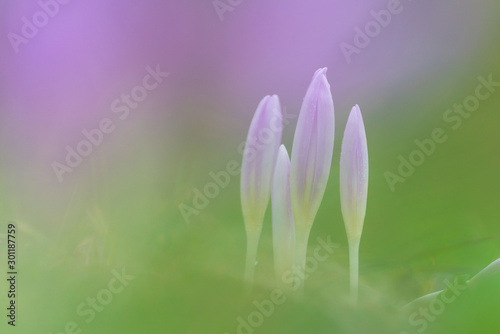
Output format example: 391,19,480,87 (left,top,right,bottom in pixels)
271,145,295,289
241,95,283,290
340,105,368,302
290,68,335,286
